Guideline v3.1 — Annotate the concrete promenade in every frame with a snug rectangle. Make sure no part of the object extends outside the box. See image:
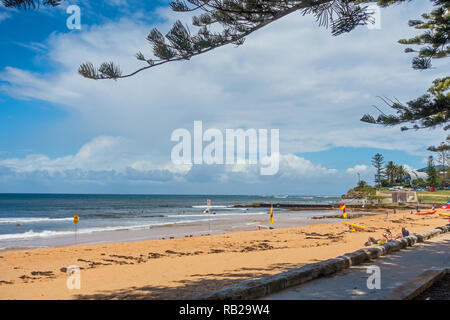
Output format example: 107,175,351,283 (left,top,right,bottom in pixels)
263,233,450,300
